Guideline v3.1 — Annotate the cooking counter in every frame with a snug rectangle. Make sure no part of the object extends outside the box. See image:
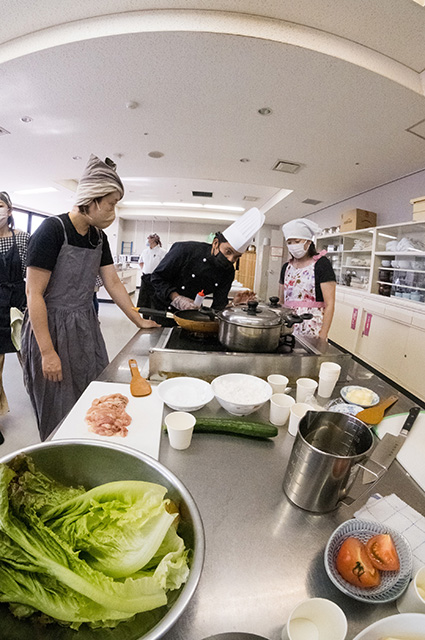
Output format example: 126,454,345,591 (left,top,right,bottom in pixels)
98,328,425,640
